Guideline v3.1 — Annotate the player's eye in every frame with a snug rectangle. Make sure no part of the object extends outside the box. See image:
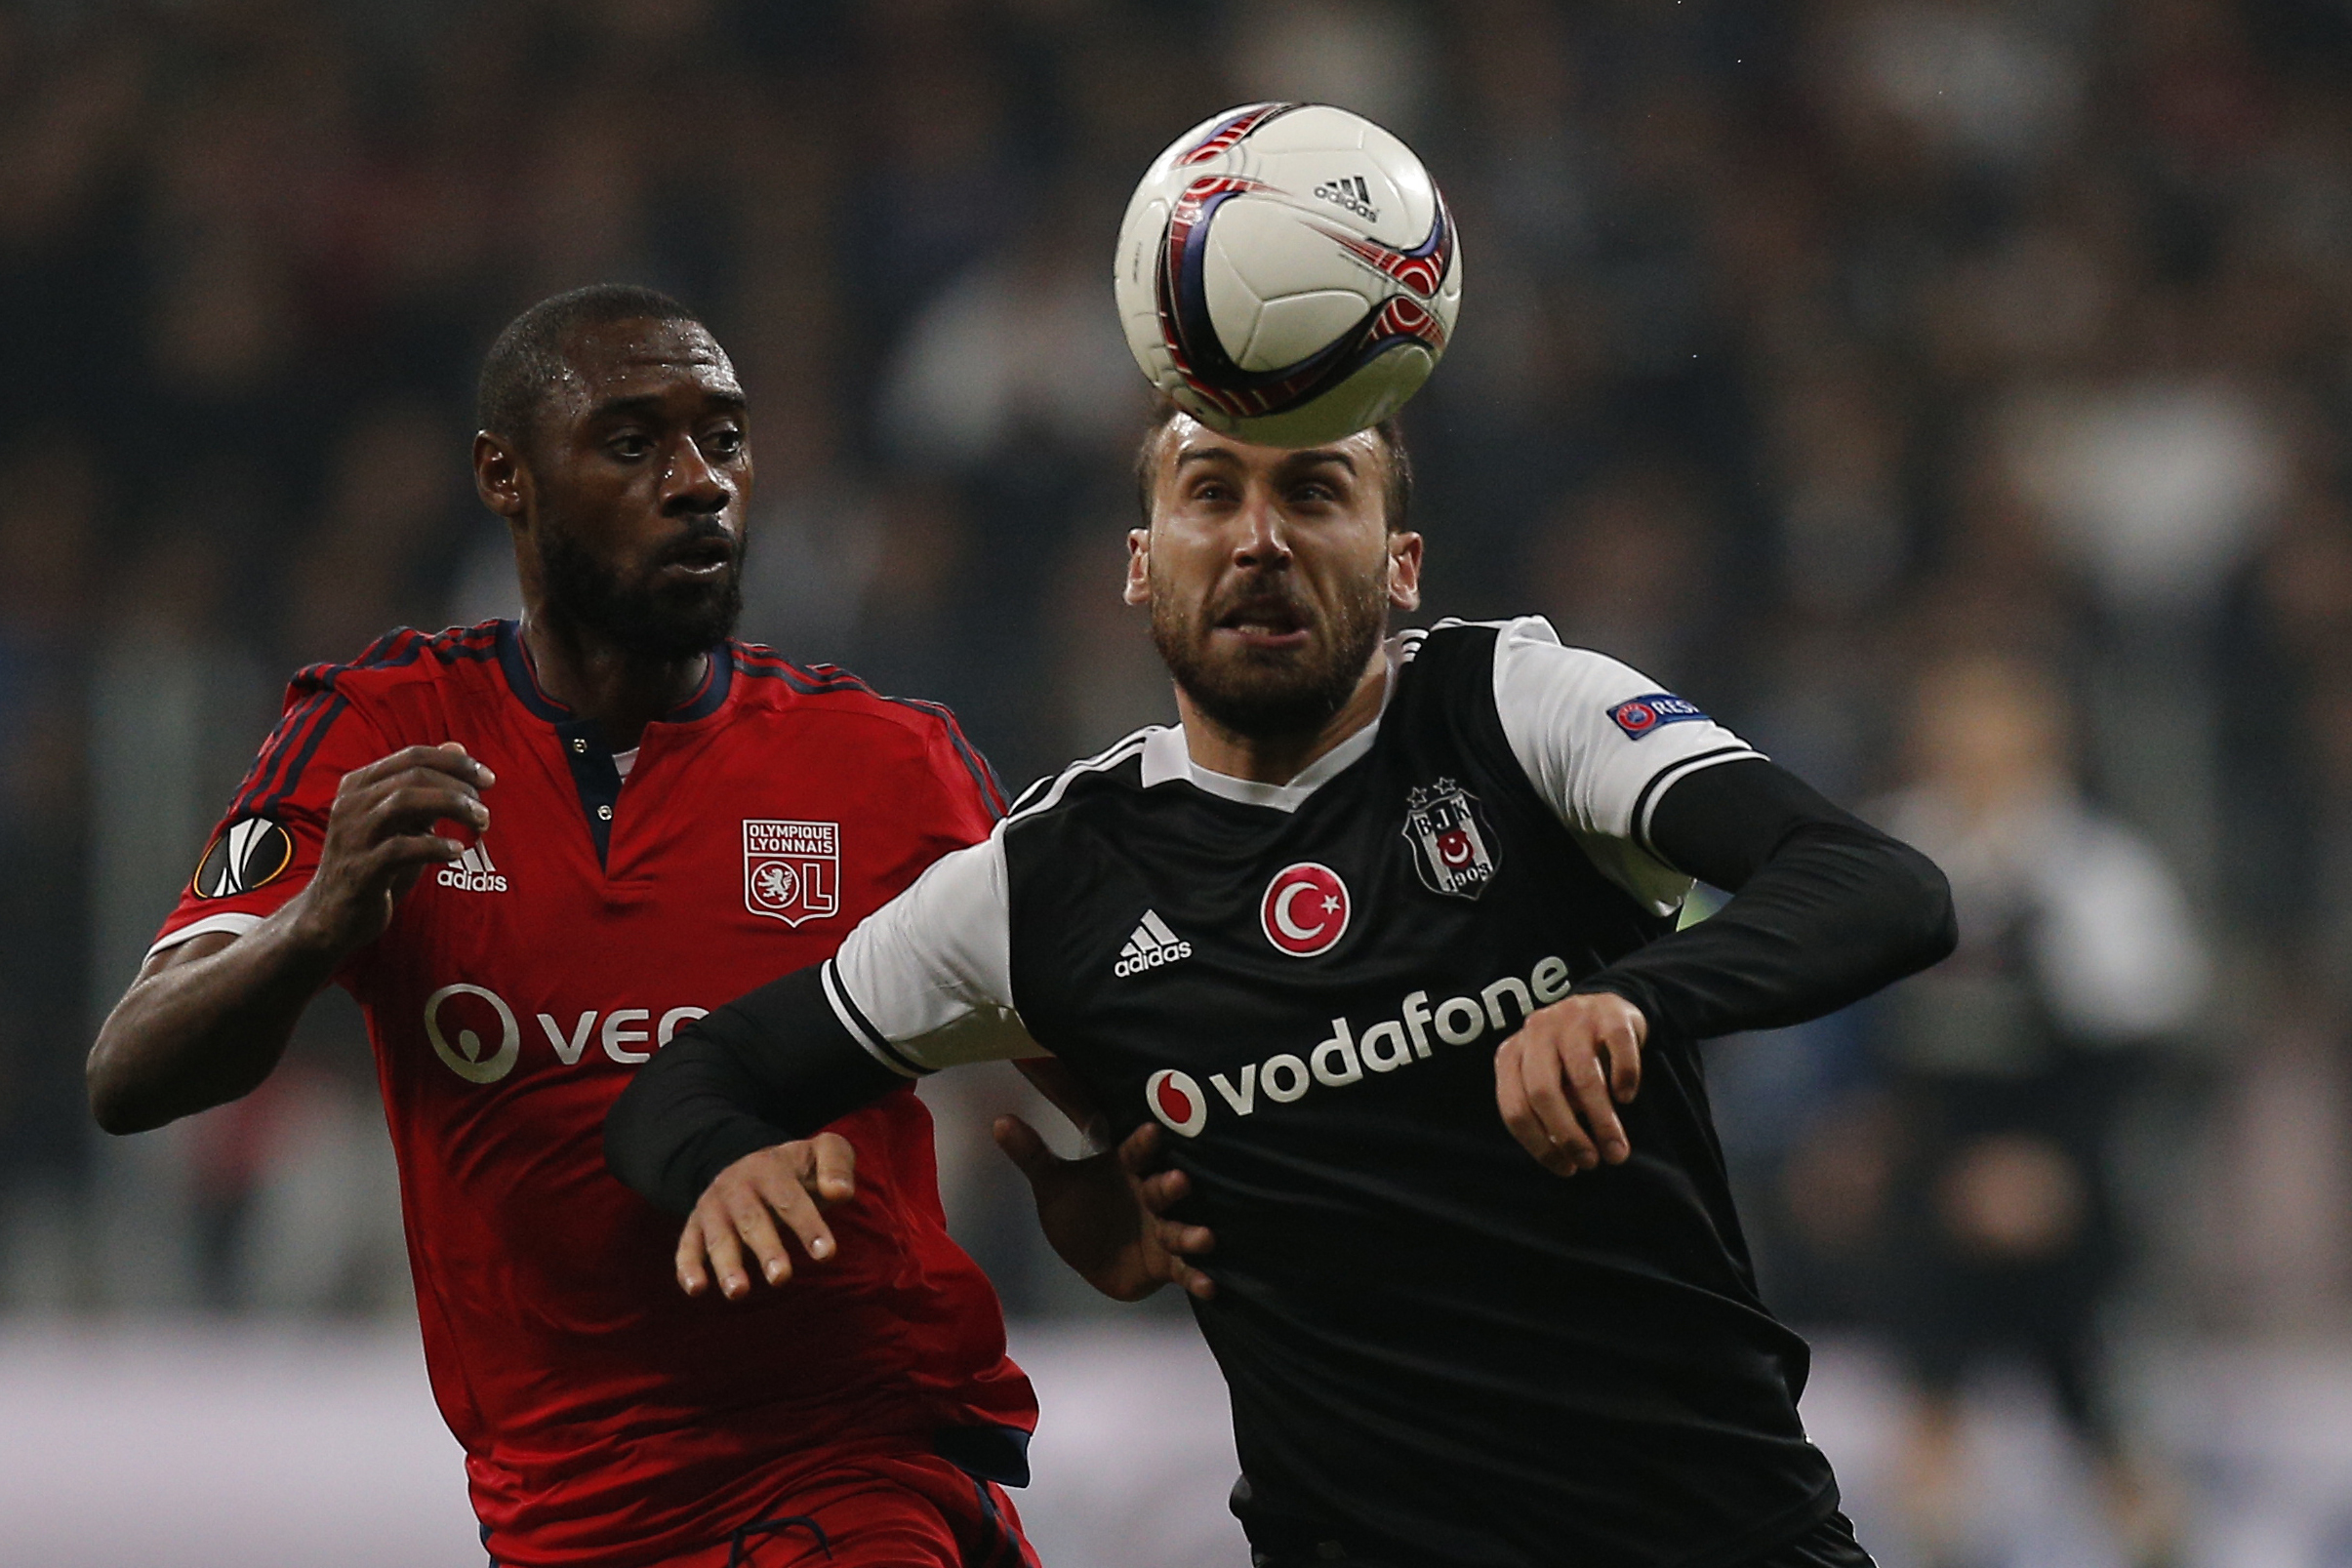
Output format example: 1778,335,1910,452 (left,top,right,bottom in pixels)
607,432,653,461
703,426,746,460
